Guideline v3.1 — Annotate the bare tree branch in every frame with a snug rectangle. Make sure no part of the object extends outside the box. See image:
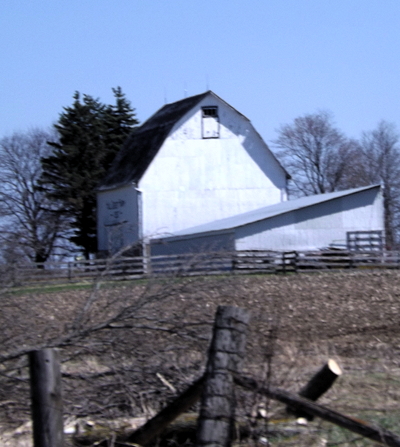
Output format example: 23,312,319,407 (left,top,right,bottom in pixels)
0,129,69,264
359,121,400,248
273,111,360,197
